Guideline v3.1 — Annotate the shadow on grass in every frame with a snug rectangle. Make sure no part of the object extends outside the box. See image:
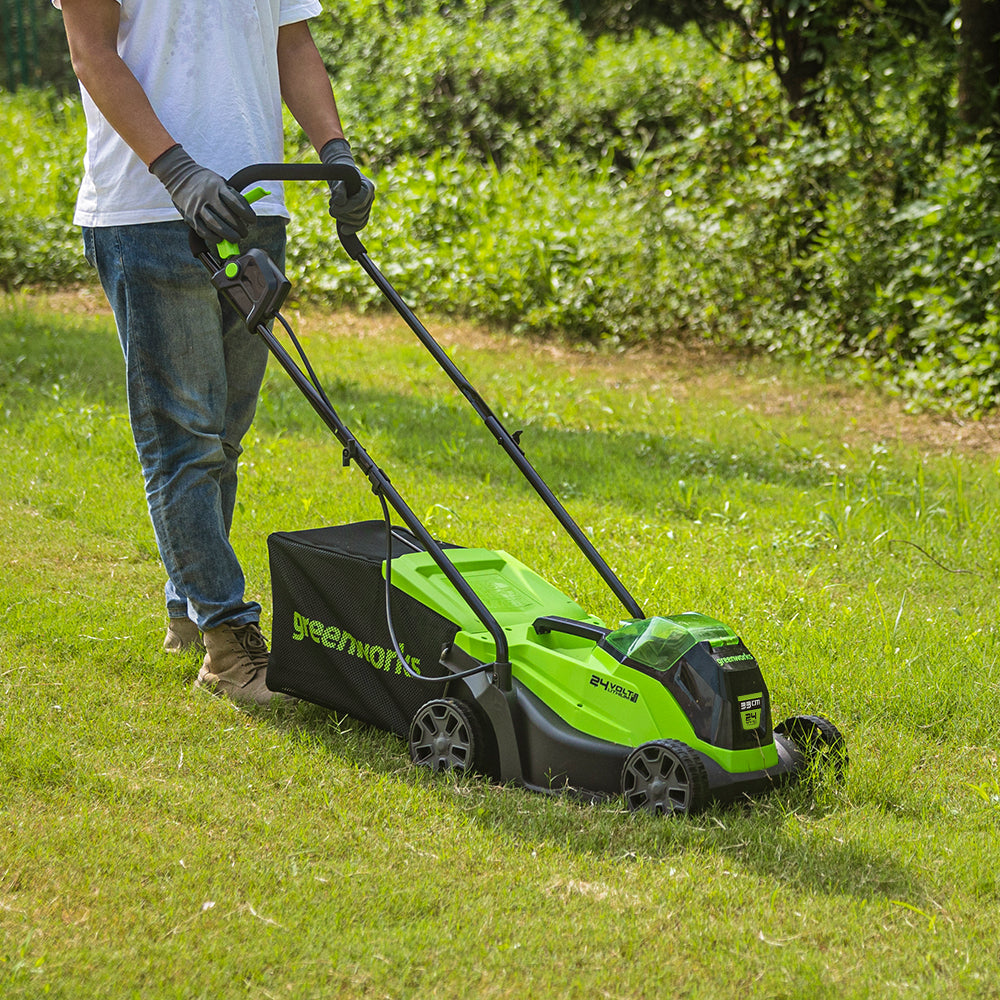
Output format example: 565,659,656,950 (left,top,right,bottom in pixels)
255,367,838,507
262,702,921,906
